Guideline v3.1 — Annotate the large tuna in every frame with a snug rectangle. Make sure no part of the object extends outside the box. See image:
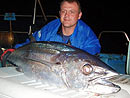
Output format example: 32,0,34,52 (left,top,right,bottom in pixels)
7,41,121,94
